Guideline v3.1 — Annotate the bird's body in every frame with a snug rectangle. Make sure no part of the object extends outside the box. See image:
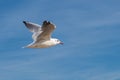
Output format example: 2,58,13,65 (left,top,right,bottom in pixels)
26,38,59,48
23,20,63,48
